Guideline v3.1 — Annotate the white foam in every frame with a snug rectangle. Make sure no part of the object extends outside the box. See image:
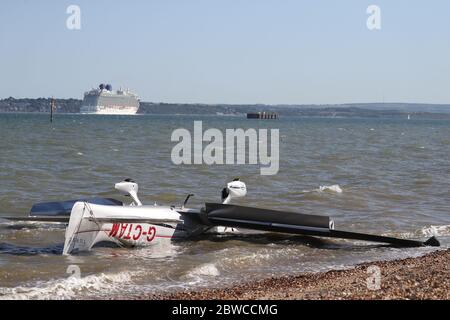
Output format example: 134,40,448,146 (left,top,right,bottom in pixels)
300,184,343,194
189,263,220,277
225,252,272,265
0,271,138,300
319,185,343,193
420,225,450,237
180,263,220,286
